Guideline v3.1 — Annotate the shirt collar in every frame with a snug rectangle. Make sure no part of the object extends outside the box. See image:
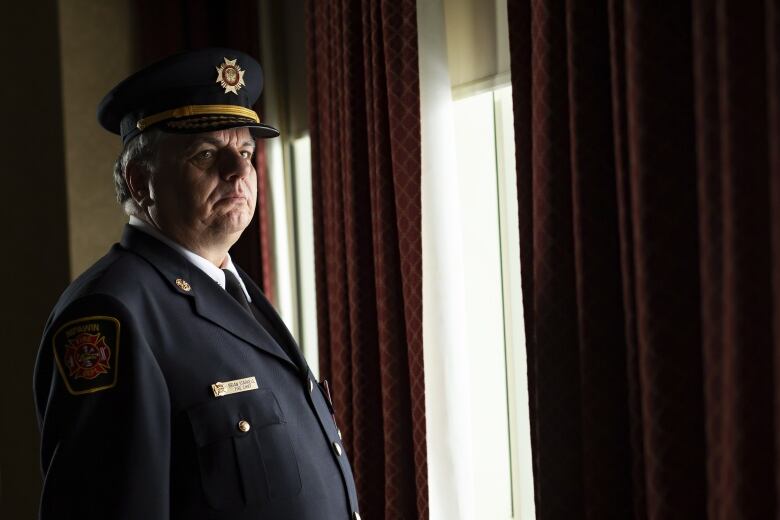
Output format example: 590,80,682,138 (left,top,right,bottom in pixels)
128,215,251,302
